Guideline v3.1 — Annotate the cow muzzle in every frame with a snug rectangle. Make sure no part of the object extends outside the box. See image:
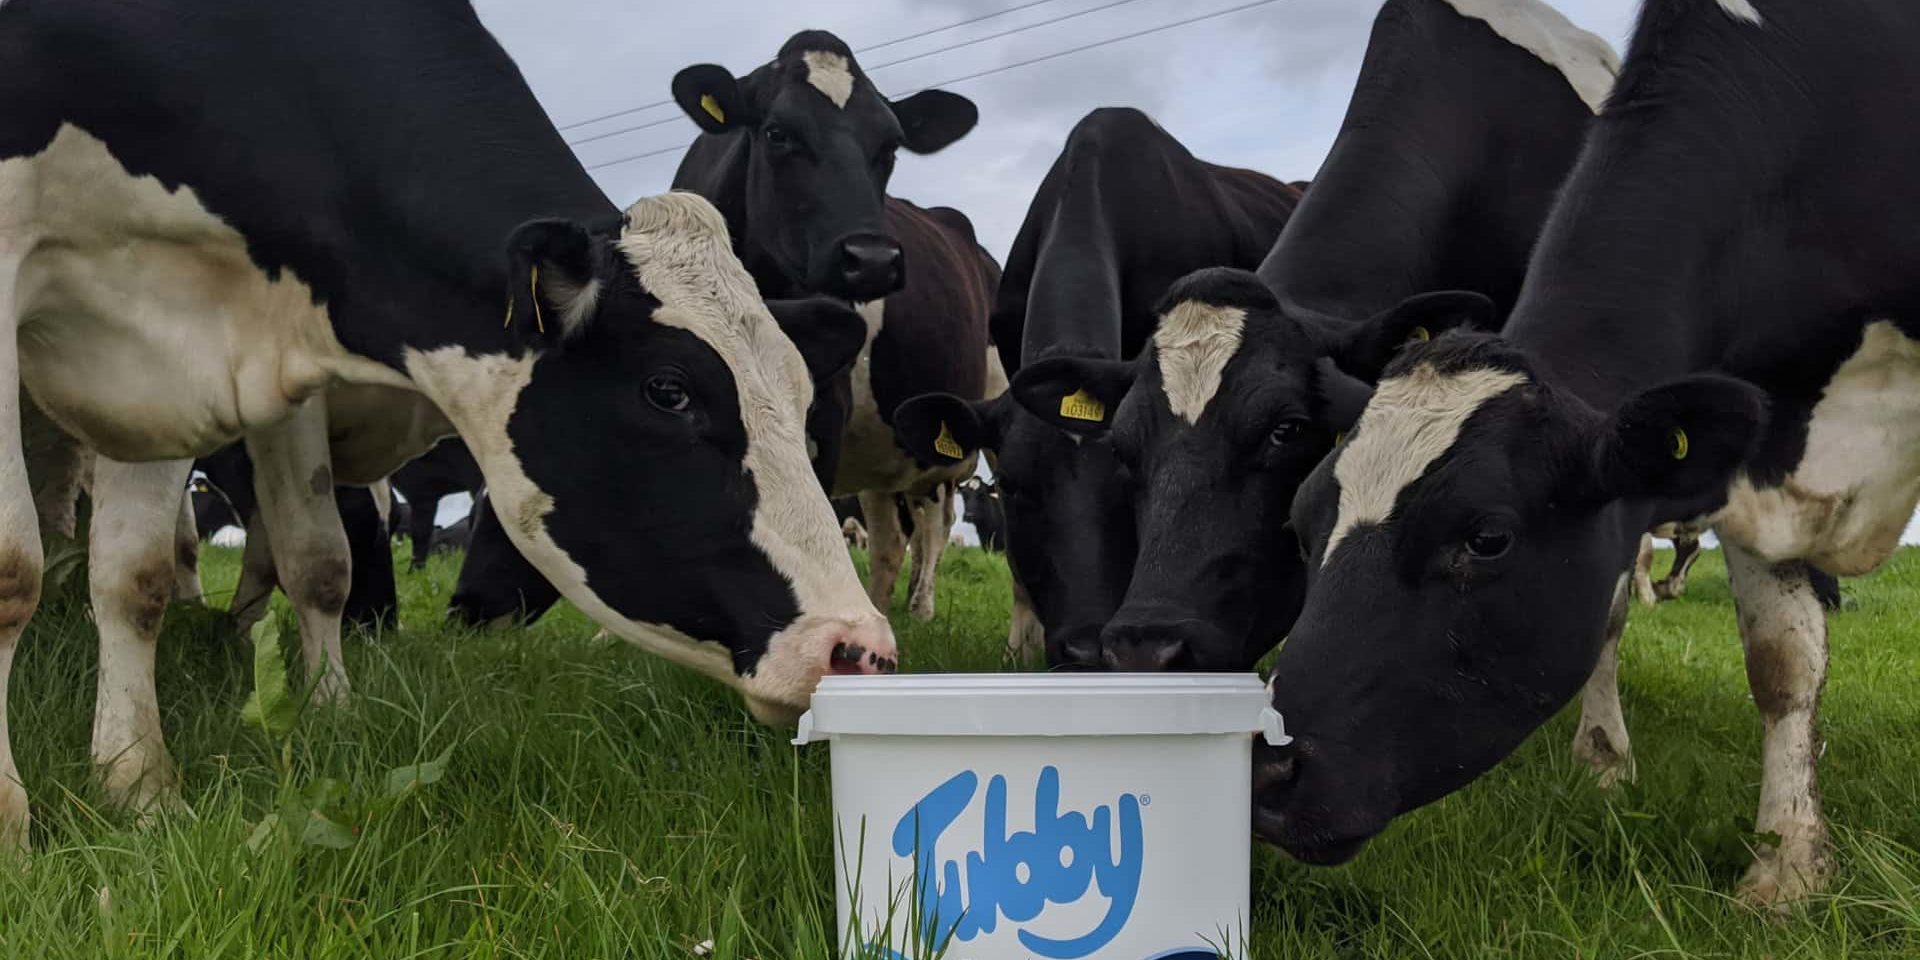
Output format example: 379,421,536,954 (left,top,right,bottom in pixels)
743,612,898,725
